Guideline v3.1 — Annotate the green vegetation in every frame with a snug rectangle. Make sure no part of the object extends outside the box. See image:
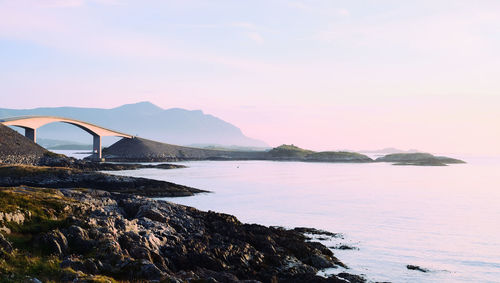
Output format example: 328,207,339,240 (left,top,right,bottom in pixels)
0,165,78,178
0,251,117,282
0,187,118,282
268,144,314,158
306,151,372,161
0,253,68,282
267,145,373,162
0,187,71,248
0,187,74,282
0,187,68,215
375,153,465,166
